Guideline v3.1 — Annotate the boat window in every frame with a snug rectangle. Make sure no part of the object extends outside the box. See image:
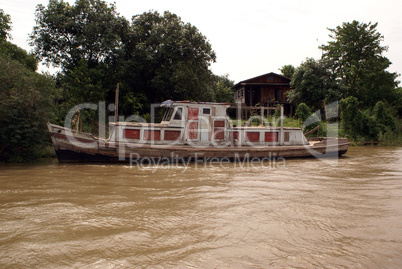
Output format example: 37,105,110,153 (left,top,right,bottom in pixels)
162,106,175,122
173,107,183,120
203,108,211,115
